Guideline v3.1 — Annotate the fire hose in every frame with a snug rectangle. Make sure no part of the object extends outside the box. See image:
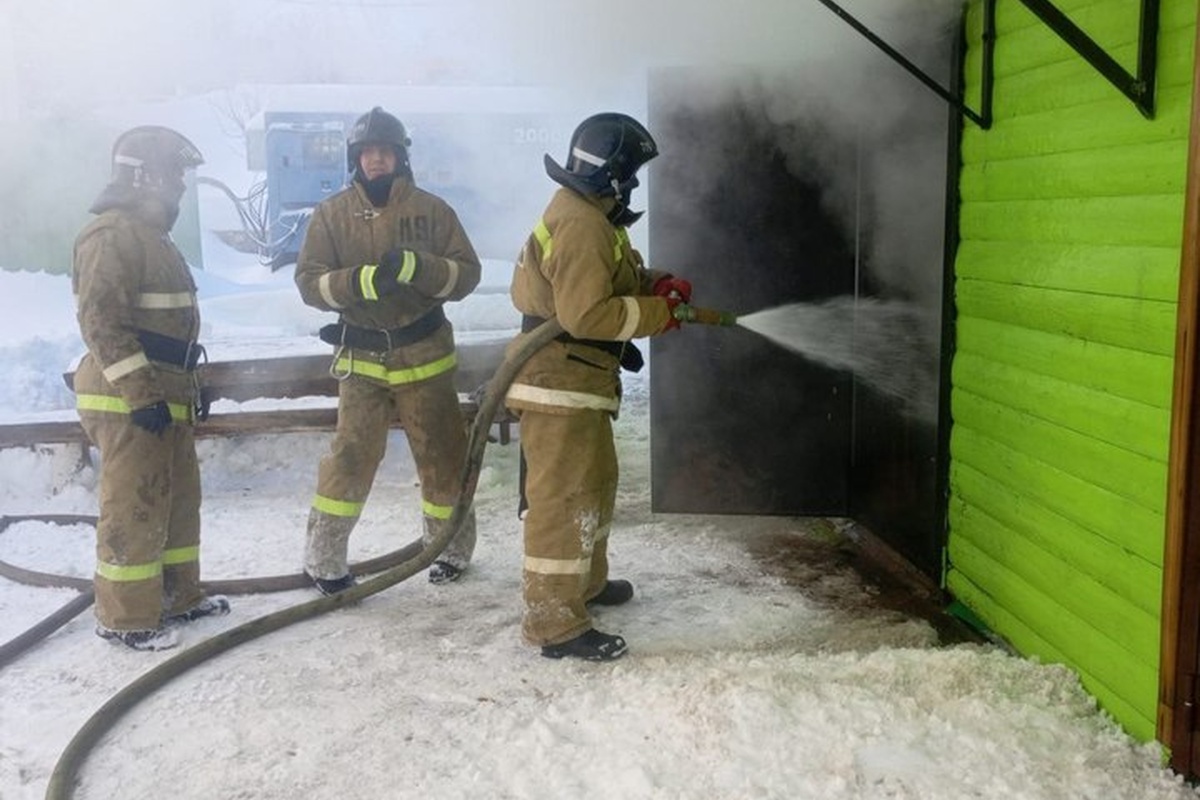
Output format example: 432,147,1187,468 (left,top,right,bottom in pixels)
0,513,430,669
1,305,736,669
35,307,735,800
